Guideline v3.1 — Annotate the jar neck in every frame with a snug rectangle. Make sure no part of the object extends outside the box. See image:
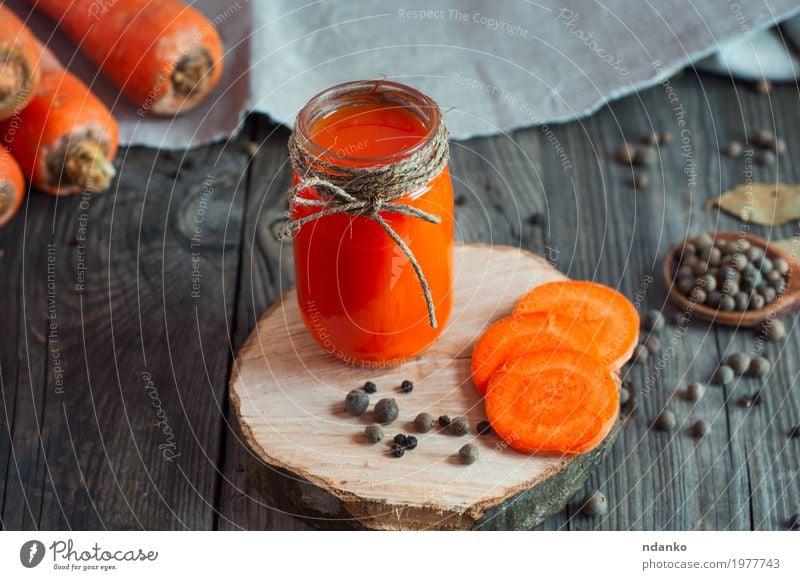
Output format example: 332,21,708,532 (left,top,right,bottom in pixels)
294,80,442,167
